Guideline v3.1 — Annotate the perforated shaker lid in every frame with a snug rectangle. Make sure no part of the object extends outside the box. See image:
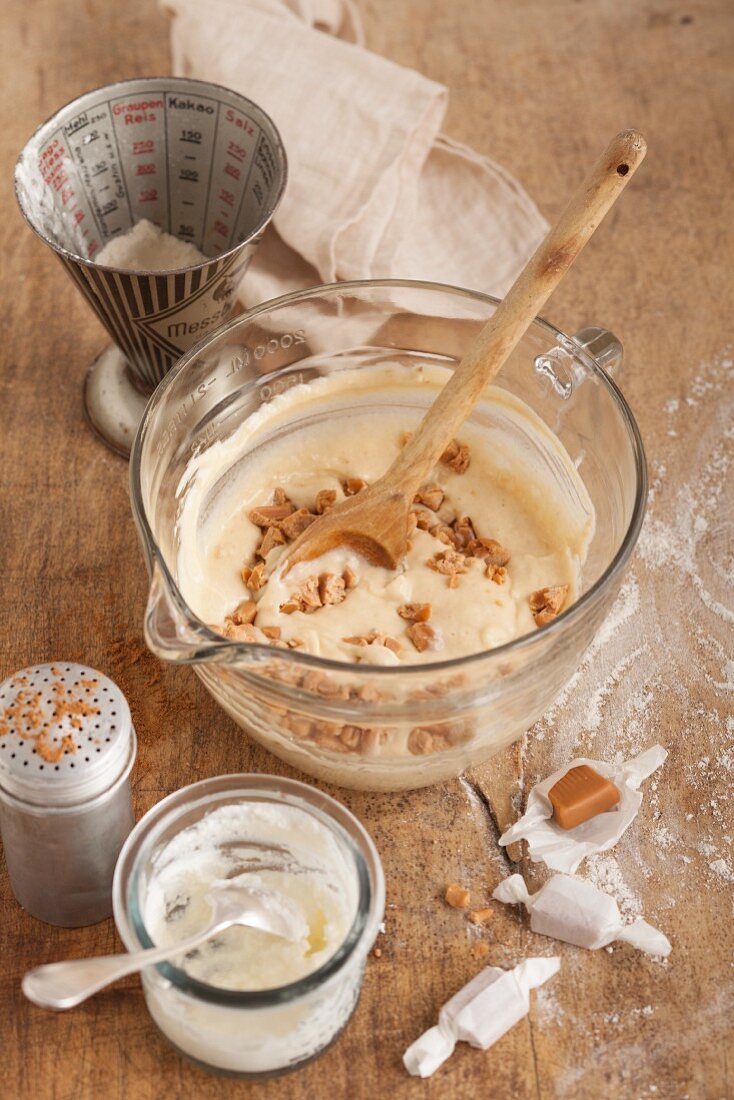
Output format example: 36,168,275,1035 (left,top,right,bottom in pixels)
0,663,135,806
